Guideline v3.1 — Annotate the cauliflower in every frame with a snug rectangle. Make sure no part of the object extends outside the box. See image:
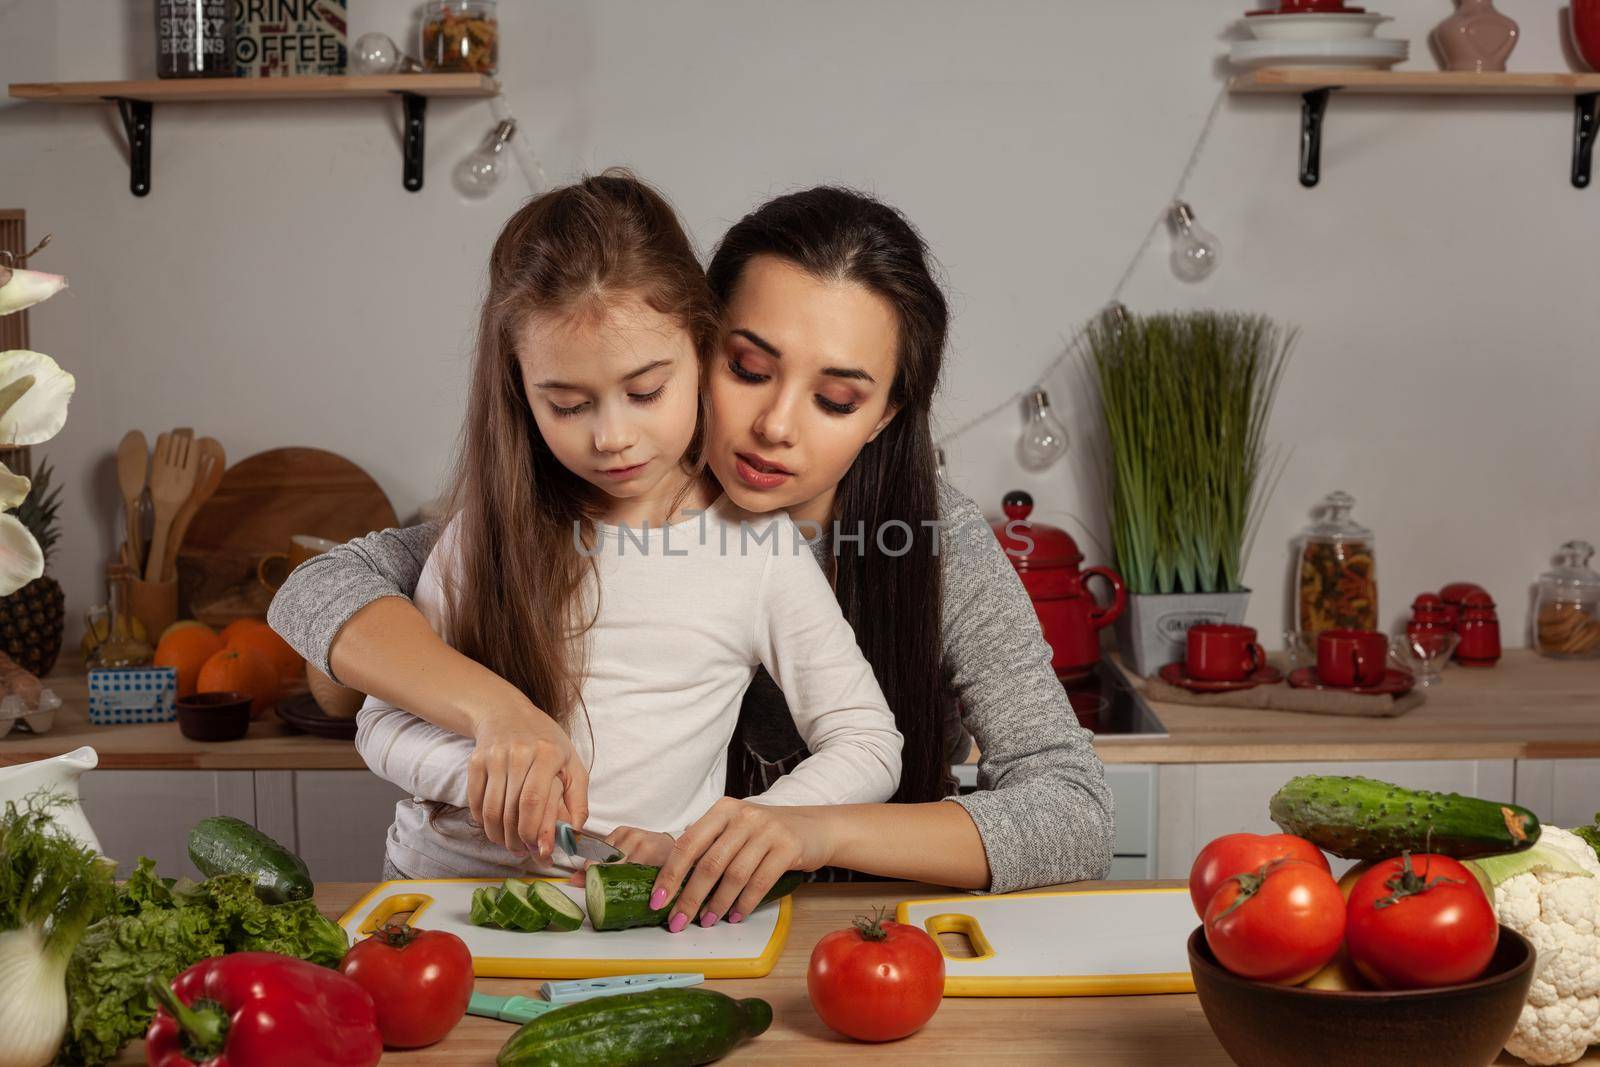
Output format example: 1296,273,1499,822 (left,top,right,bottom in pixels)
1477,825,1600,1065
